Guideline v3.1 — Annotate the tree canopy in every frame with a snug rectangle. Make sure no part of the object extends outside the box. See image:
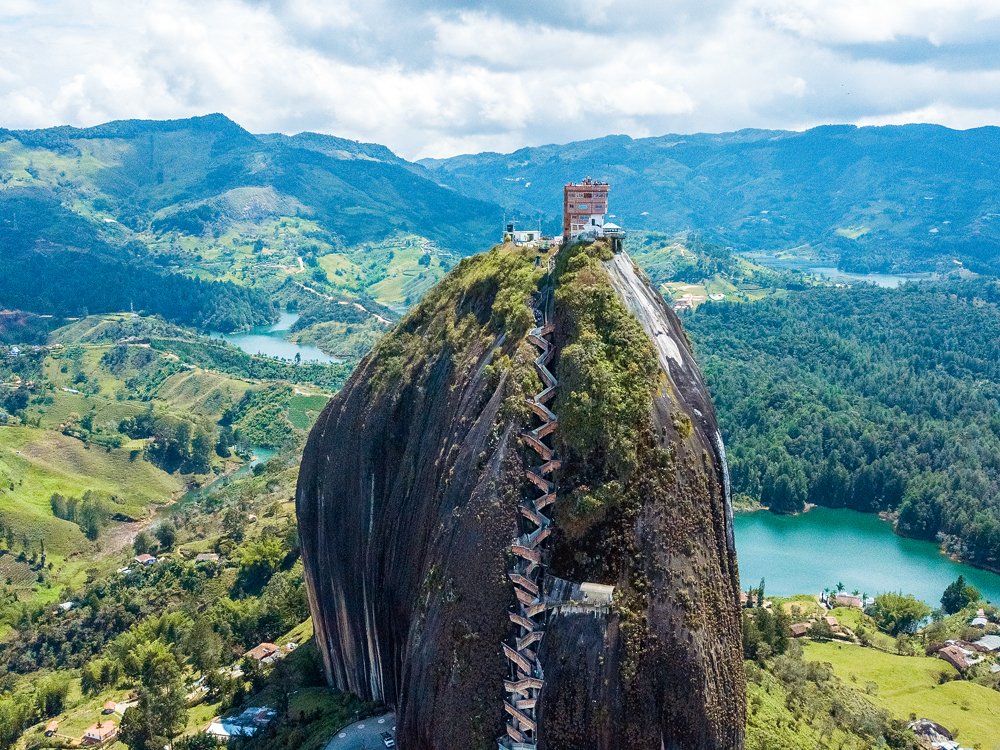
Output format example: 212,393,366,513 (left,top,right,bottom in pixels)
685,278,1000,566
